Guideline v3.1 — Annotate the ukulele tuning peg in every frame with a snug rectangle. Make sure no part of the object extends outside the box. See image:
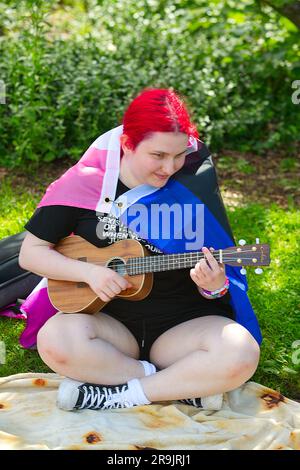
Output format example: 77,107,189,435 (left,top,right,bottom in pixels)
255,268,263,275
238,239,246,246
240,267,247,275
